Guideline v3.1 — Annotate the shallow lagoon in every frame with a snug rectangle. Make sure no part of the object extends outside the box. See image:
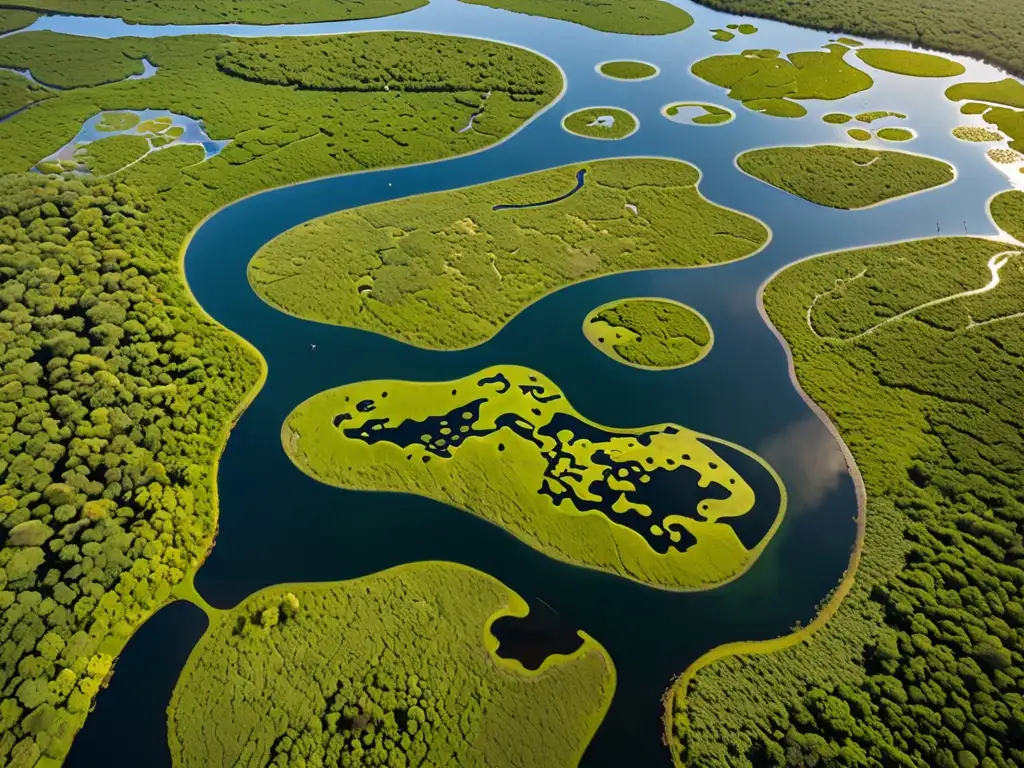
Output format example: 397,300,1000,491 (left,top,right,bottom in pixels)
21,0,1017,765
